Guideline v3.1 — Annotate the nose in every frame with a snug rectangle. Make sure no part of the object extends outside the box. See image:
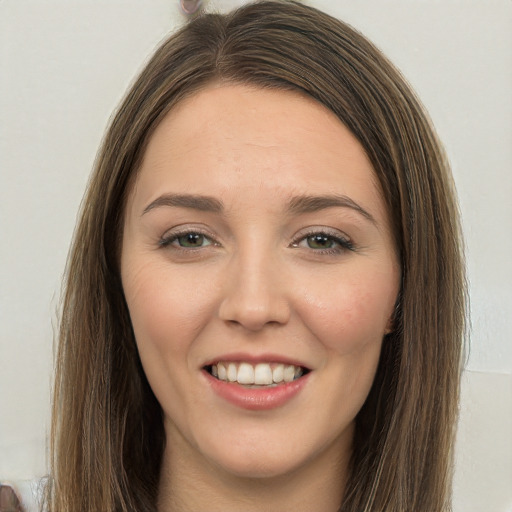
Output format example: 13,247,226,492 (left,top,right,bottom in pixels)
218,248,291,332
